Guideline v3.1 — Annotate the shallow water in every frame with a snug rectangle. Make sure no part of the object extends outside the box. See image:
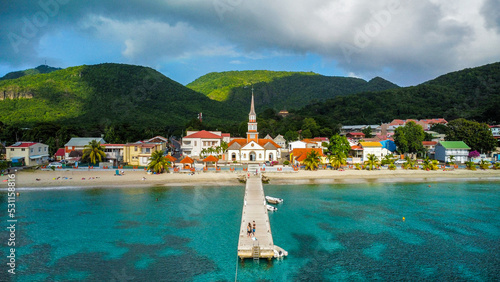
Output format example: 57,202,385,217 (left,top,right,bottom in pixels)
1,181,499,281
